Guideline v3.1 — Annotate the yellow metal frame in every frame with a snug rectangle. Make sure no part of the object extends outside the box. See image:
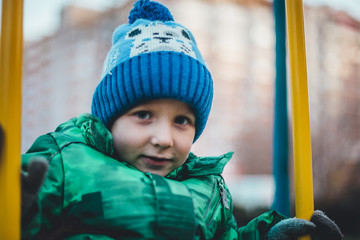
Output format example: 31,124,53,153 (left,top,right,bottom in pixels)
285,0,314,239
0,0,23,239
